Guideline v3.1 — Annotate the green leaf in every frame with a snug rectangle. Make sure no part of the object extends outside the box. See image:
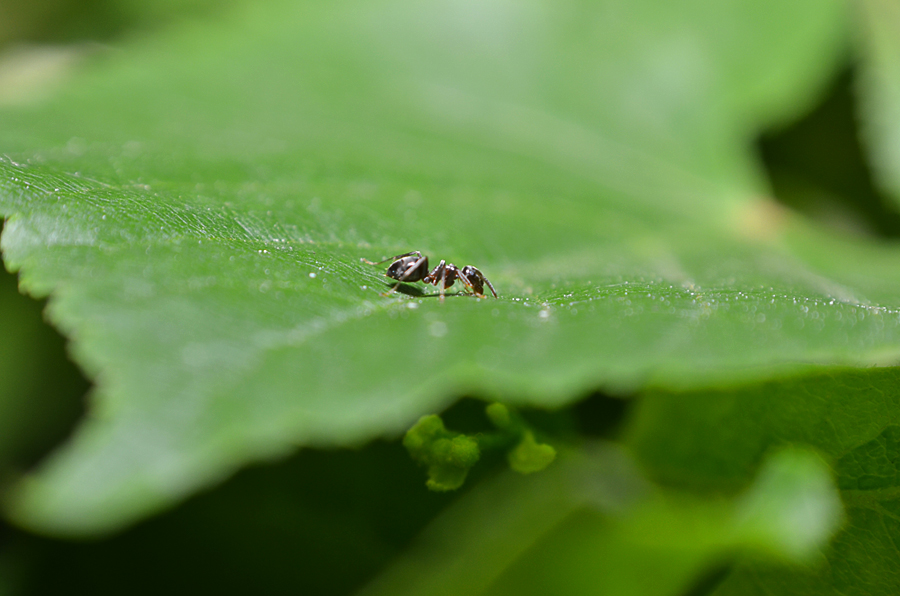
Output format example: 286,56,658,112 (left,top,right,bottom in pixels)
732,448,842,562
625,368,900,595
359,444,840,596
403,415,481,491
855,0,900,206
0,0,883,537
506,431,556,475
403,404,557,488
